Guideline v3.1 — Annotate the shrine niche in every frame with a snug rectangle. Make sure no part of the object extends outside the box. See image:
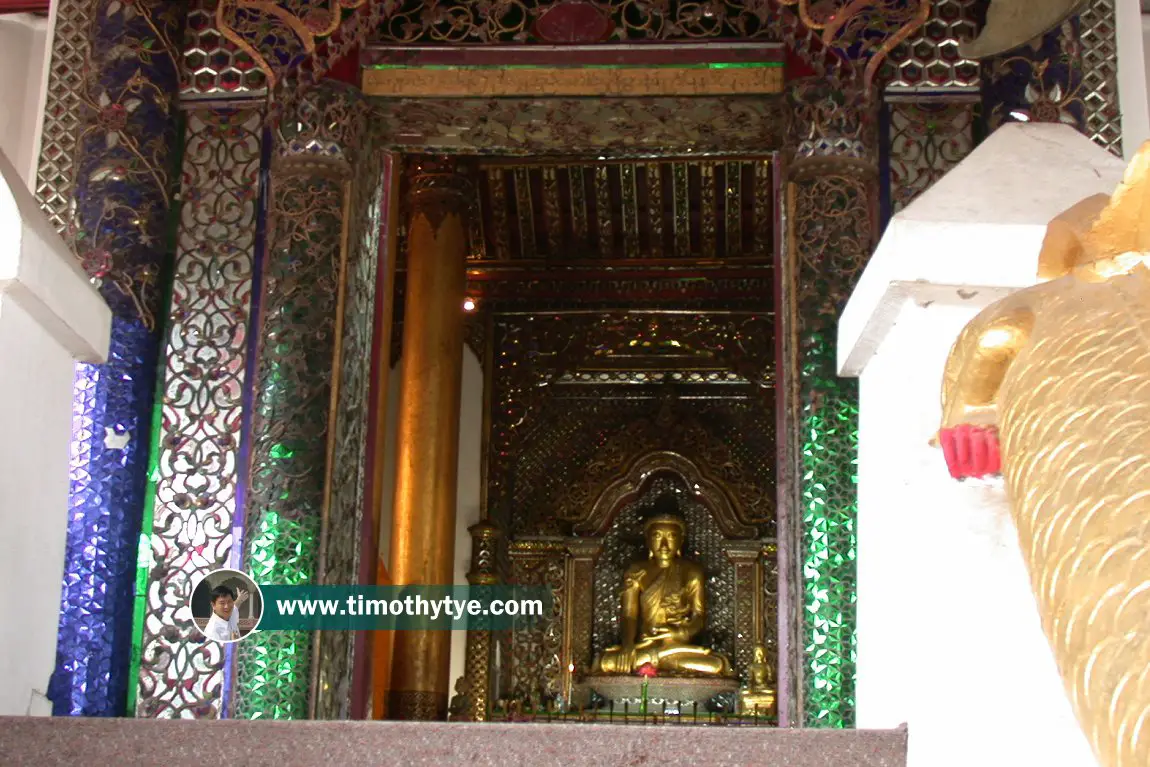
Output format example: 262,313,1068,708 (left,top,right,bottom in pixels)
462,302,778,718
